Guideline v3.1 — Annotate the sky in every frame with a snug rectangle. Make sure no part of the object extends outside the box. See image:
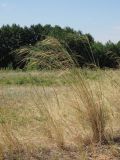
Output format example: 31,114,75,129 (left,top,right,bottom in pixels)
0,0,120,43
